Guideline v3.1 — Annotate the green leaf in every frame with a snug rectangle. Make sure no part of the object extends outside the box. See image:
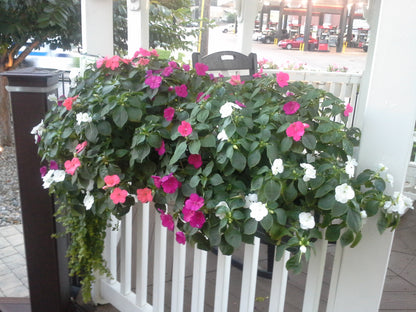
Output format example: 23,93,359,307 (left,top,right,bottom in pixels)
169,141,187,165
302,134,317,150
346,209,362,232
244,219,258,235
85,123,98,142
197,110,209,122
97,121,112,136
251,176,264,191
266,143,279,163
112,106,128,128
264,180,281,201
147,134,162,148
248,149,261,168
190,175,200,188
275,208,287,225
231,150,246,172
318,194,335,210
340,229,354,246
224,227,242,249
325,225,341,242
260,214,273,231
189,140,201,154
200,134,216,147
126,107,142,122
316,122,333,133
232,210,245,220
374,178,386,192
315,183,334,198
280,136,292,152
283,182,297,202
209,174,224,186
137,144,151,163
